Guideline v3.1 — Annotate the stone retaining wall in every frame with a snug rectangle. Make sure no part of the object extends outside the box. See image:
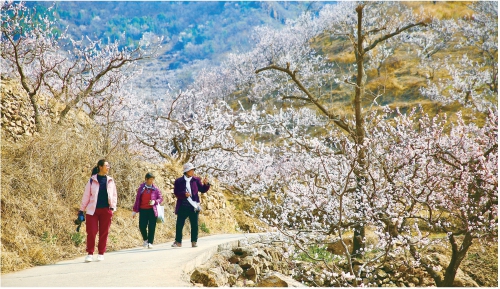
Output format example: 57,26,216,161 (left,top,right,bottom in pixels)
188,238,479,287
1,79,36,140
1,78,95,140
190,237,304,287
